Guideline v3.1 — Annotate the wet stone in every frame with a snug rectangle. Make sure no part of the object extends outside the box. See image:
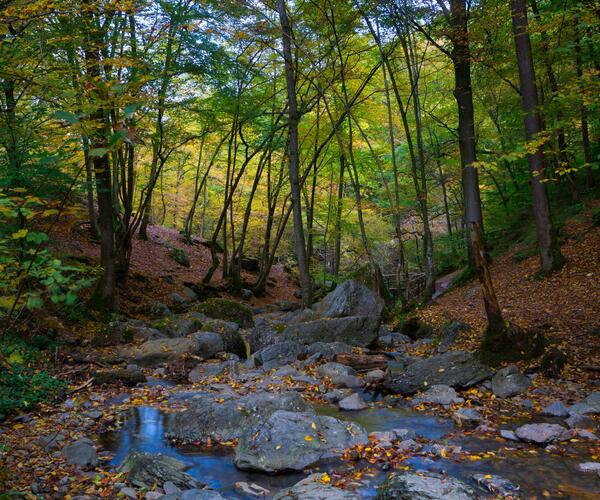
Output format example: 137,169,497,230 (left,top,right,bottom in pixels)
472,474,520,497
541,401,570,417
338,393,368,411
